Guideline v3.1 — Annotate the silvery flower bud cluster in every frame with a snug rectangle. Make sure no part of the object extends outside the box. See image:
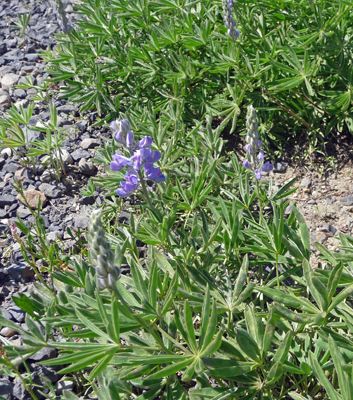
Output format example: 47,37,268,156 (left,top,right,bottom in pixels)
88,210,121,290
243,106,273,180
222,0,240,40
